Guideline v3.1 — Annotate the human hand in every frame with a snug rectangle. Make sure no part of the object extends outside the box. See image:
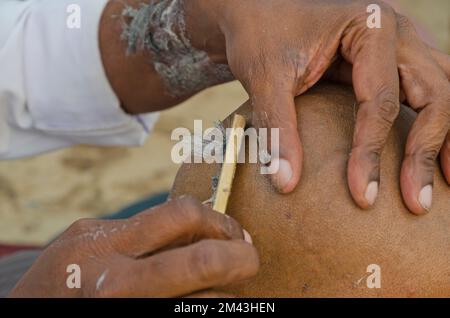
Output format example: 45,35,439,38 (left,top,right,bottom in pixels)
9,196,258,297
187,0,449,214
322,13,450,214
